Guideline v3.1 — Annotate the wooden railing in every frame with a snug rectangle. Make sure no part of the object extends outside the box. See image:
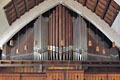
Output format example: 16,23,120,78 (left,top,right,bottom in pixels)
0,60,120,67
0,74,47,80
0,72,120,80
47,70,84,80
